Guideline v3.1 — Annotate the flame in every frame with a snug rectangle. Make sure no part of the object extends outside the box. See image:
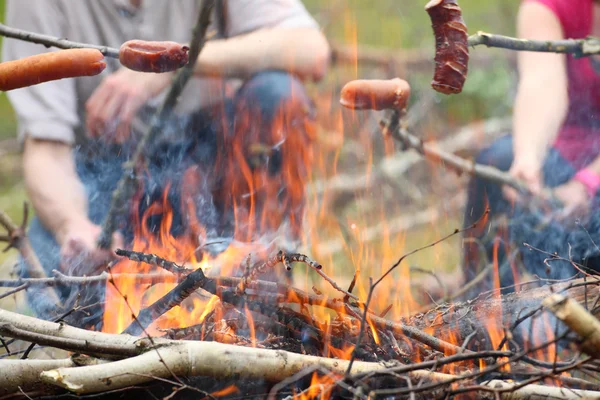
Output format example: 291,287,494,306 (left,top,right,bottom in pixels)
92,4,568,394
293,372,338,400
207,385,239,398
244,305,257,347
